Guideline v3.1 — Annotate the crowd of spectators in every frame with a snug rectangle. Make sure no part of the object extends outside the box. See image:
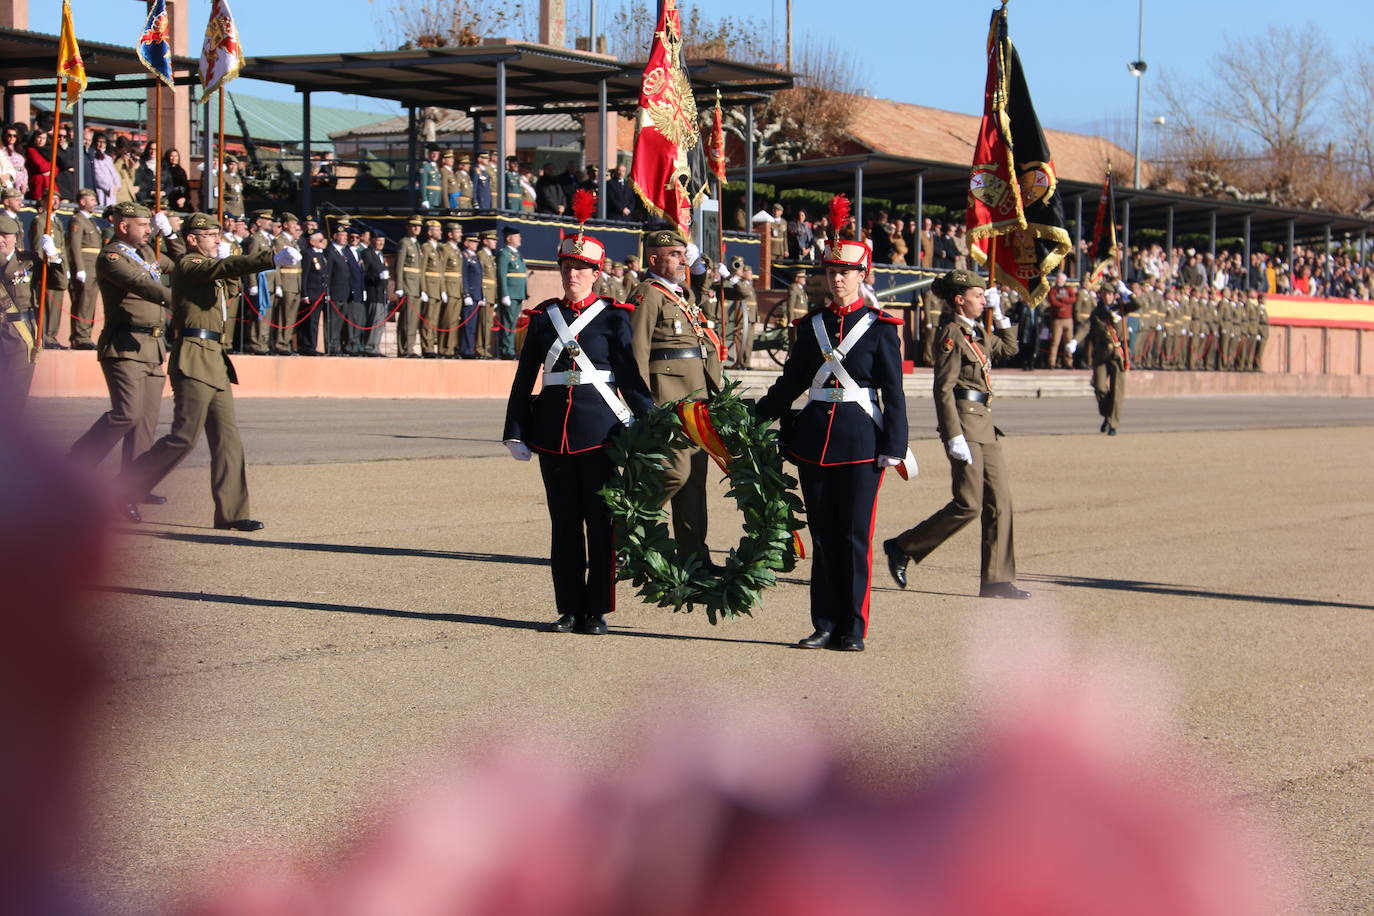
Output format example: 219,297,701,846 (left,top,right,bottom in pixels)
0,119,205,212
